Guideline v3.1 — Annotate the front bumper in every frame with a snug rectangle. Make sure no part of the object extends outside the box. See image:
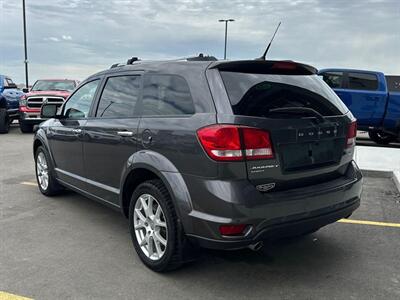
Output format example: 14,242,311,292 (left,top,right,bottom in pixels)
183,161,363,250
19,111,44,125
7,108,19,119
